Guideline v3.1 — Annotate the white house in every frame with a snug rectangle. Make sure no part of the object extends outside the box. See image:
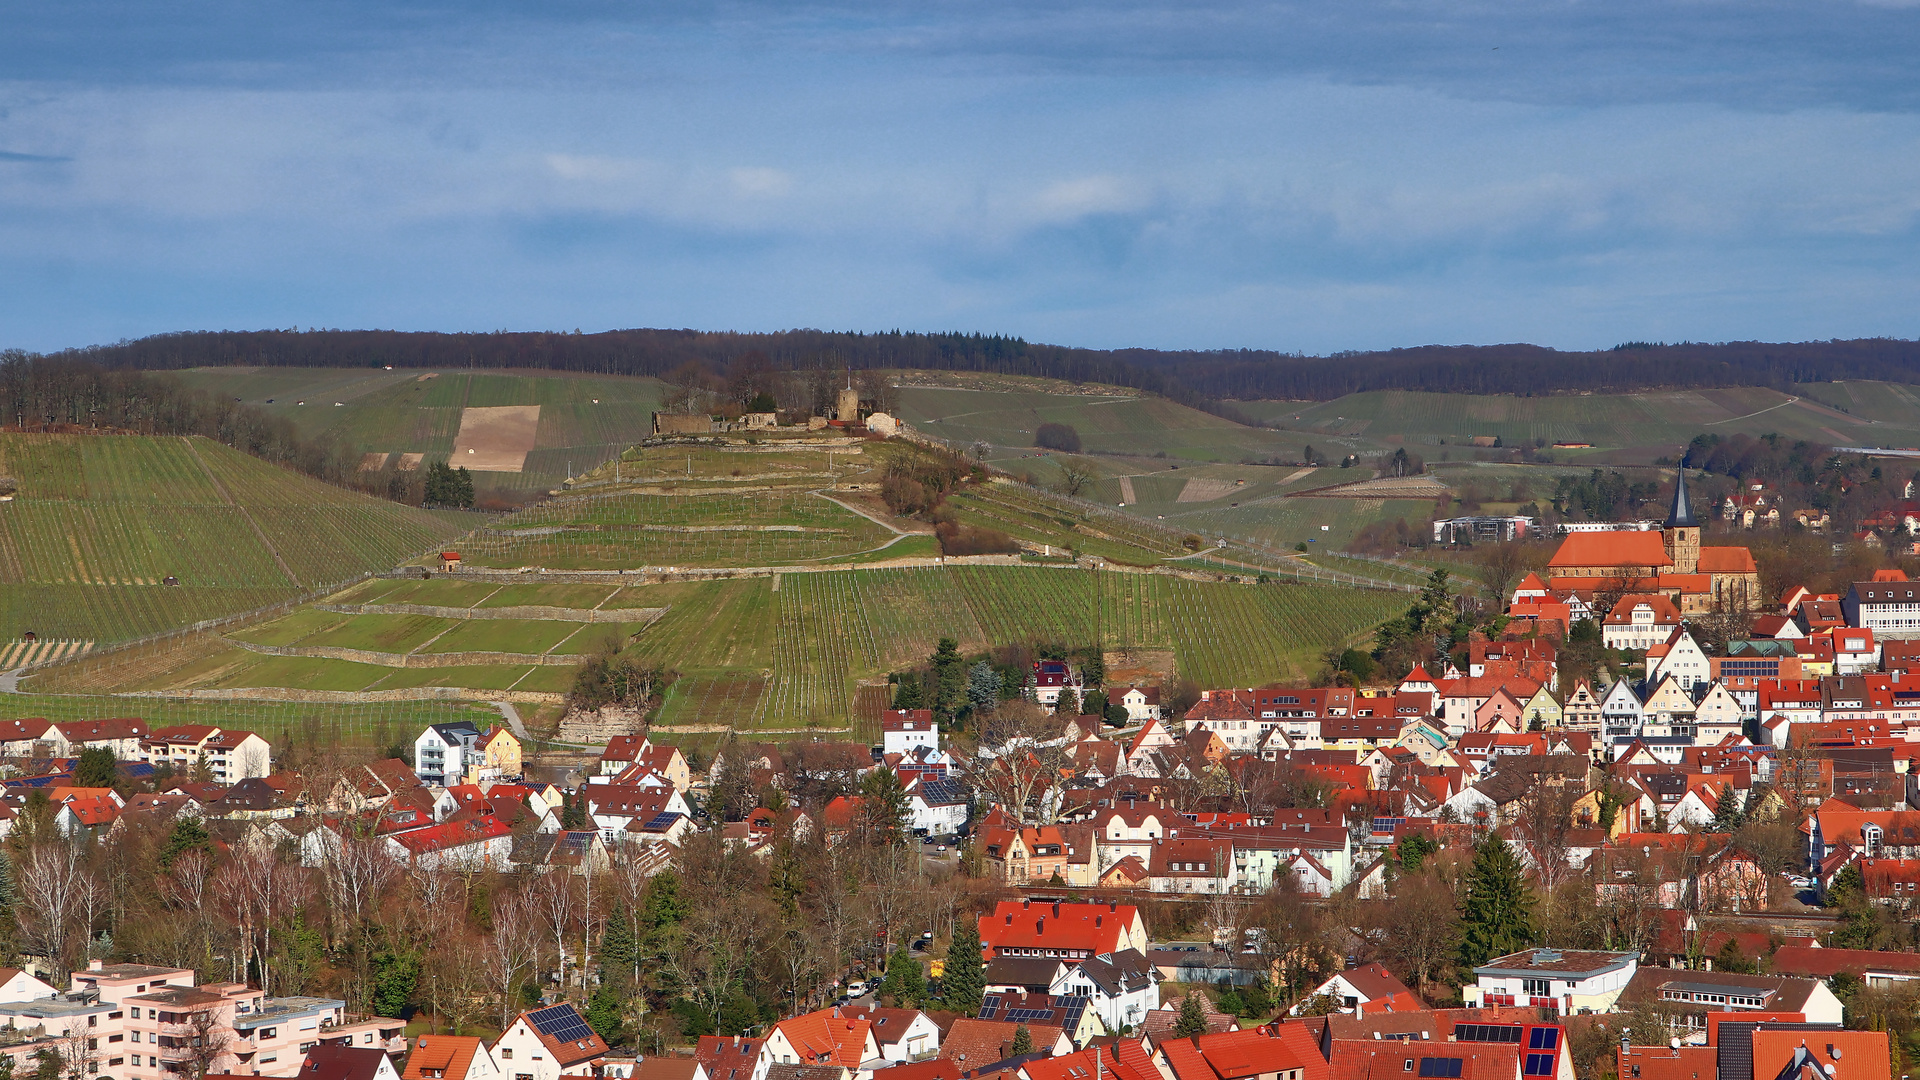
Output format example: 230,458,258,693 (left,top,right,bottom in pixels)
833,1003,941,1062
385,815,515,870
1292,961,1418,1016
46,718,148,759
1648,629,1712,691
1599,679,1645,745
904,777,968,836
1602,596,1681,652
1106,686,1162,723
1461,948,1638,1014
882,711,940,758
1052,949,1159,1034
141,725,272,782
494,1004,609,1080
415,722,484,788
0,968,56,1003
